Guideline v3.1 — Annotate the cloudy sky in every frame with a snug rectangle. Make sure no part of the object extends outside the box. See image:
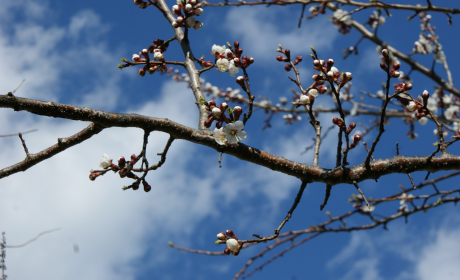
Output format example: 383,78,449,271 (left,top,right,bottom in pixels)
1,0,460,279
